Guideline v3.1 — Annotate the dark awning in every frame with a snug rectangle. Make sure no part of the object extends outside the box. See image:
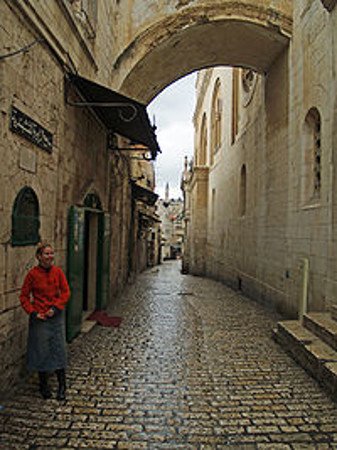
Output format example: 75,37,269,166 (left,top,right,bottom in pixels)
66,73,161,159
131,182,158,206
